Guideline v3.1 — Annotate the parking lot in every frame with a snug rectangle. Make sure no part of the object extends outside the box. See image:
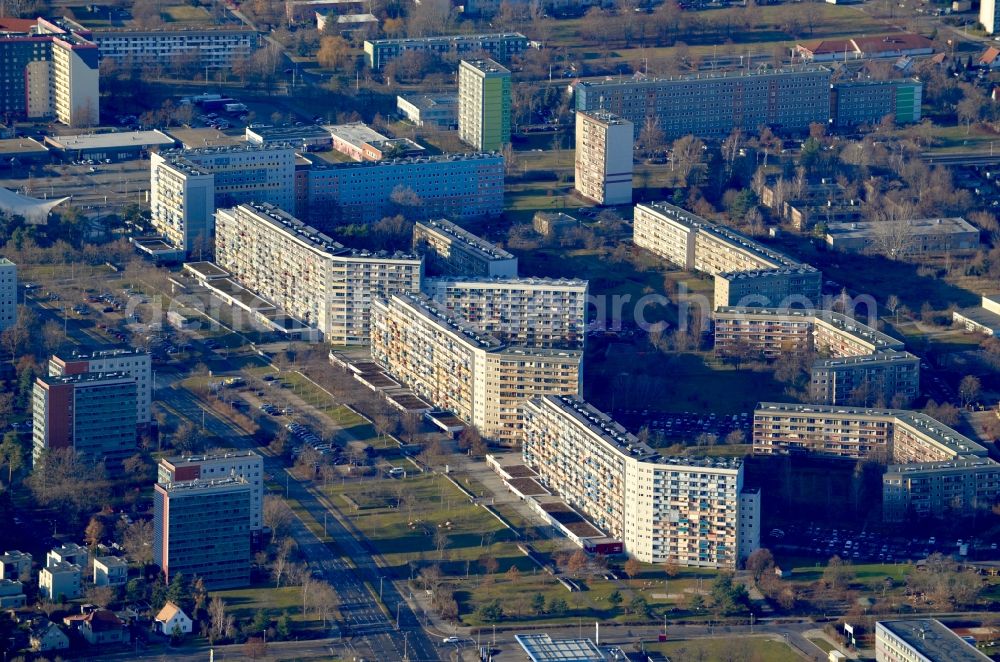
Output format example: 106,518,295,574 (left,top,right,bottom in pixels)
613,409,752,444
